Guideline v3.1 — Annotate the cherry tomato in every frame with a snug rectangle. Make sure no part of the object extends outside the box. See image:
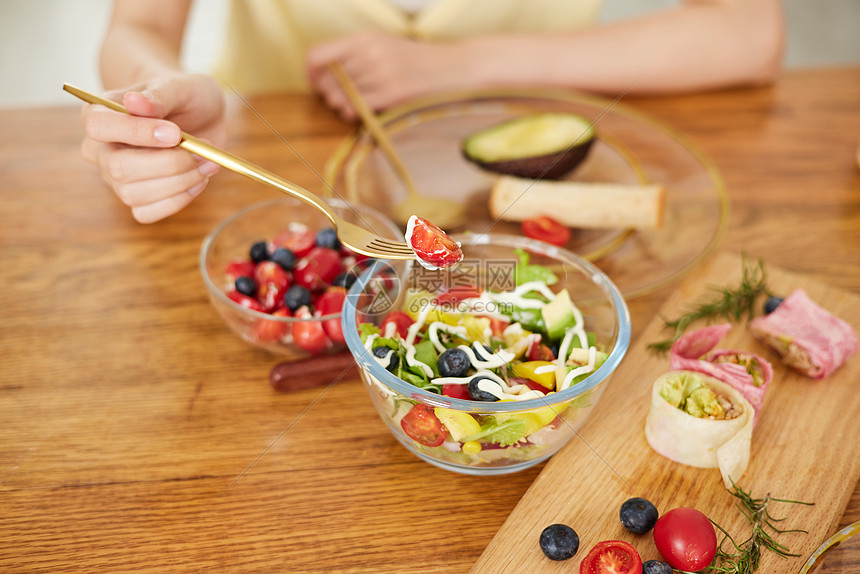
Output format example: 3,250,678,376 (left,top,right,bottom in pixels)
400,403,448,447
405,216,463,269
380,310,414,339
272,223,316,258
254,261,291,312
225,259,257,281
653,507,717,572
521,216,571,246
227,289,264,312
293,247,344,292
527,340,556,361
291,306,330,354
316,287,347,344
435,285,482,307
442,383,472,400
256,307,291,342
482,316,510,338
580,540,642,574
